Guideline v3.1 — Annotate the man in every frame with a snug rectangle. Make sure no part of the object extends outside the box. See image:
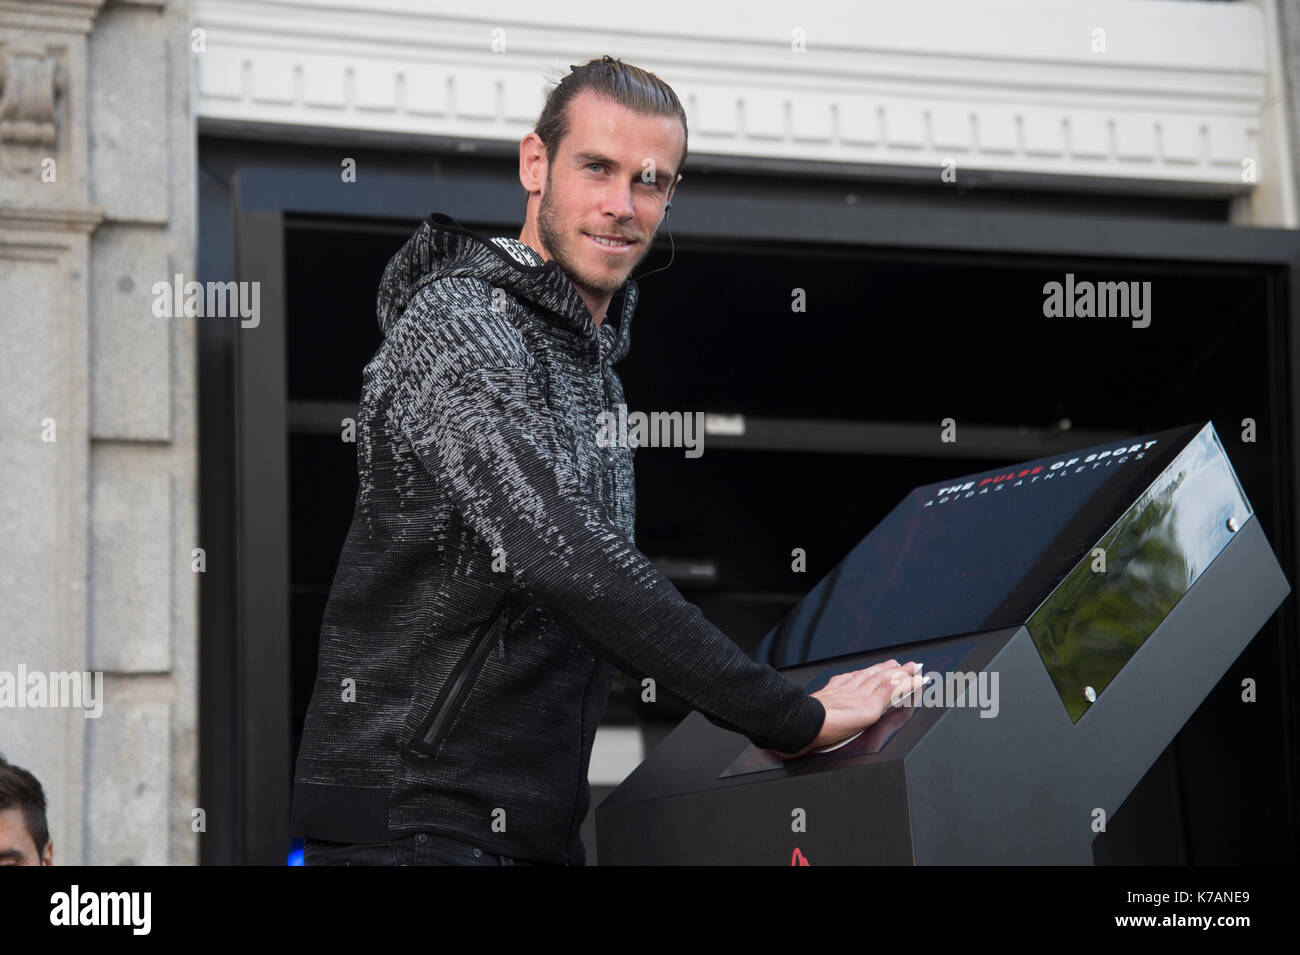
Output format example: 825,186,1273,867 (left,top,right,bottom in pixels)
290,55,921,866
0,753,53,865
